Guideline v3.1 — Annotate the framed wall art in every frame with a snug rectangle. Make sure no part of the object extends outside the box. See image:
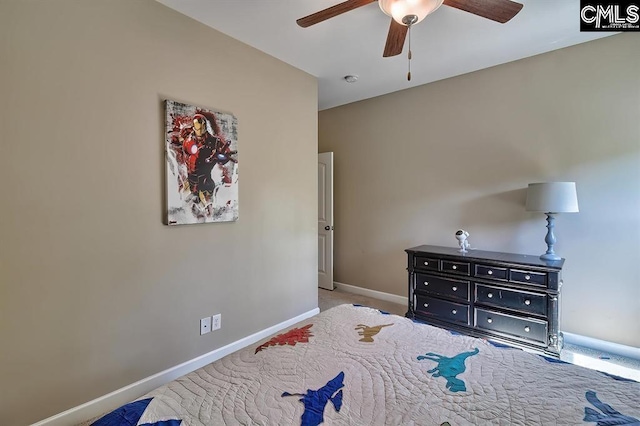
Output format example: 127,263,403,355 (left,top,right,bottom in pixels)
165,100,238,225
